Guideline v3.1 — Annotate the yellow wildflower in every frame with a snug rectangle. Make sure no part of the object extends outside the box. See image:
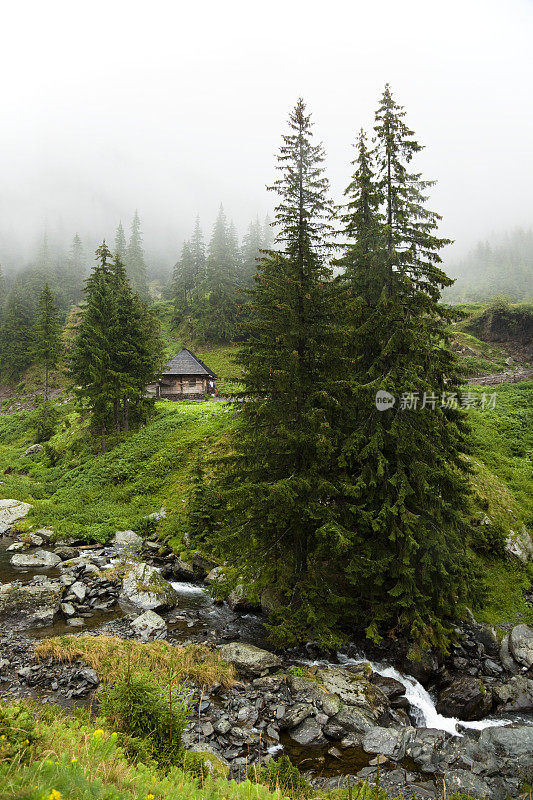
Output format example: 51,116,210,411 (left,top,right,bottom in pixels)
146,795,155,800
93,729,105,738
49,791,62,800
71,757,78,763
